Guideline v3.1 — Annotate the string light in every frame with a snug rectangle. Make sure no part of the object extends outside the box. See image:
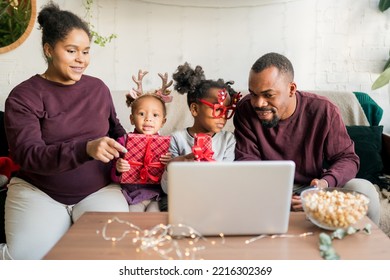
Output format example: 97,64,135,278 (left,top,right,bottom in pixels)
245,232,314,244
99,216,221,259
99,216,313,259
